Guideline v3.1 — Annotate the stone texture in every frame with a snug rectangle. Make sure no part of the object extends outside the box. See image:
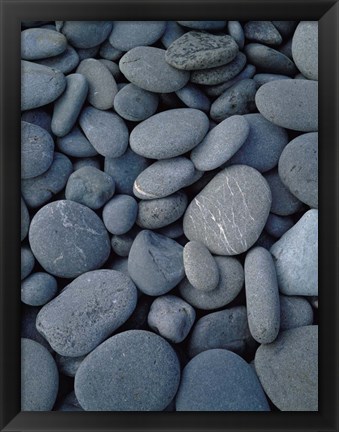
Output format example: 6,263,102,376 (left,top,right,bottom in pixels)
21,245,35,280
102,194,138,234
61,21,113,49
21,28,67,60
56,126,97,158
280,295,314,331
21,272,58,306
109,21,166,51
244,21,282,46
292,21,318,80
